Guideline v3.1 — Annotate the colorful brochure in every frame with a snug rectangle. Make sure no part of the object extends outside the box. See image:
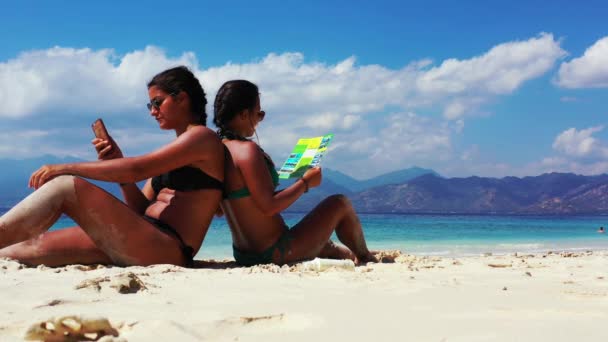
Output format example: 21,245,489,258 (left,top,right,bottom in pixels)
278,134,334,179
